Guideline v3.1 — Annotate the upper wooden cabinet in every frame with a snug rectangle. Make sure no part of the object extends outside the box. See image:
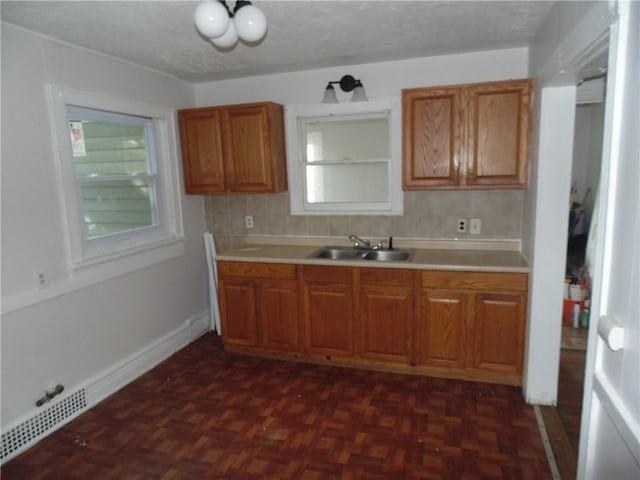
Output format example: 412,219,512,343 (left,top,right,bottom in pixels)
402,79,532,189
178,102,287,194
